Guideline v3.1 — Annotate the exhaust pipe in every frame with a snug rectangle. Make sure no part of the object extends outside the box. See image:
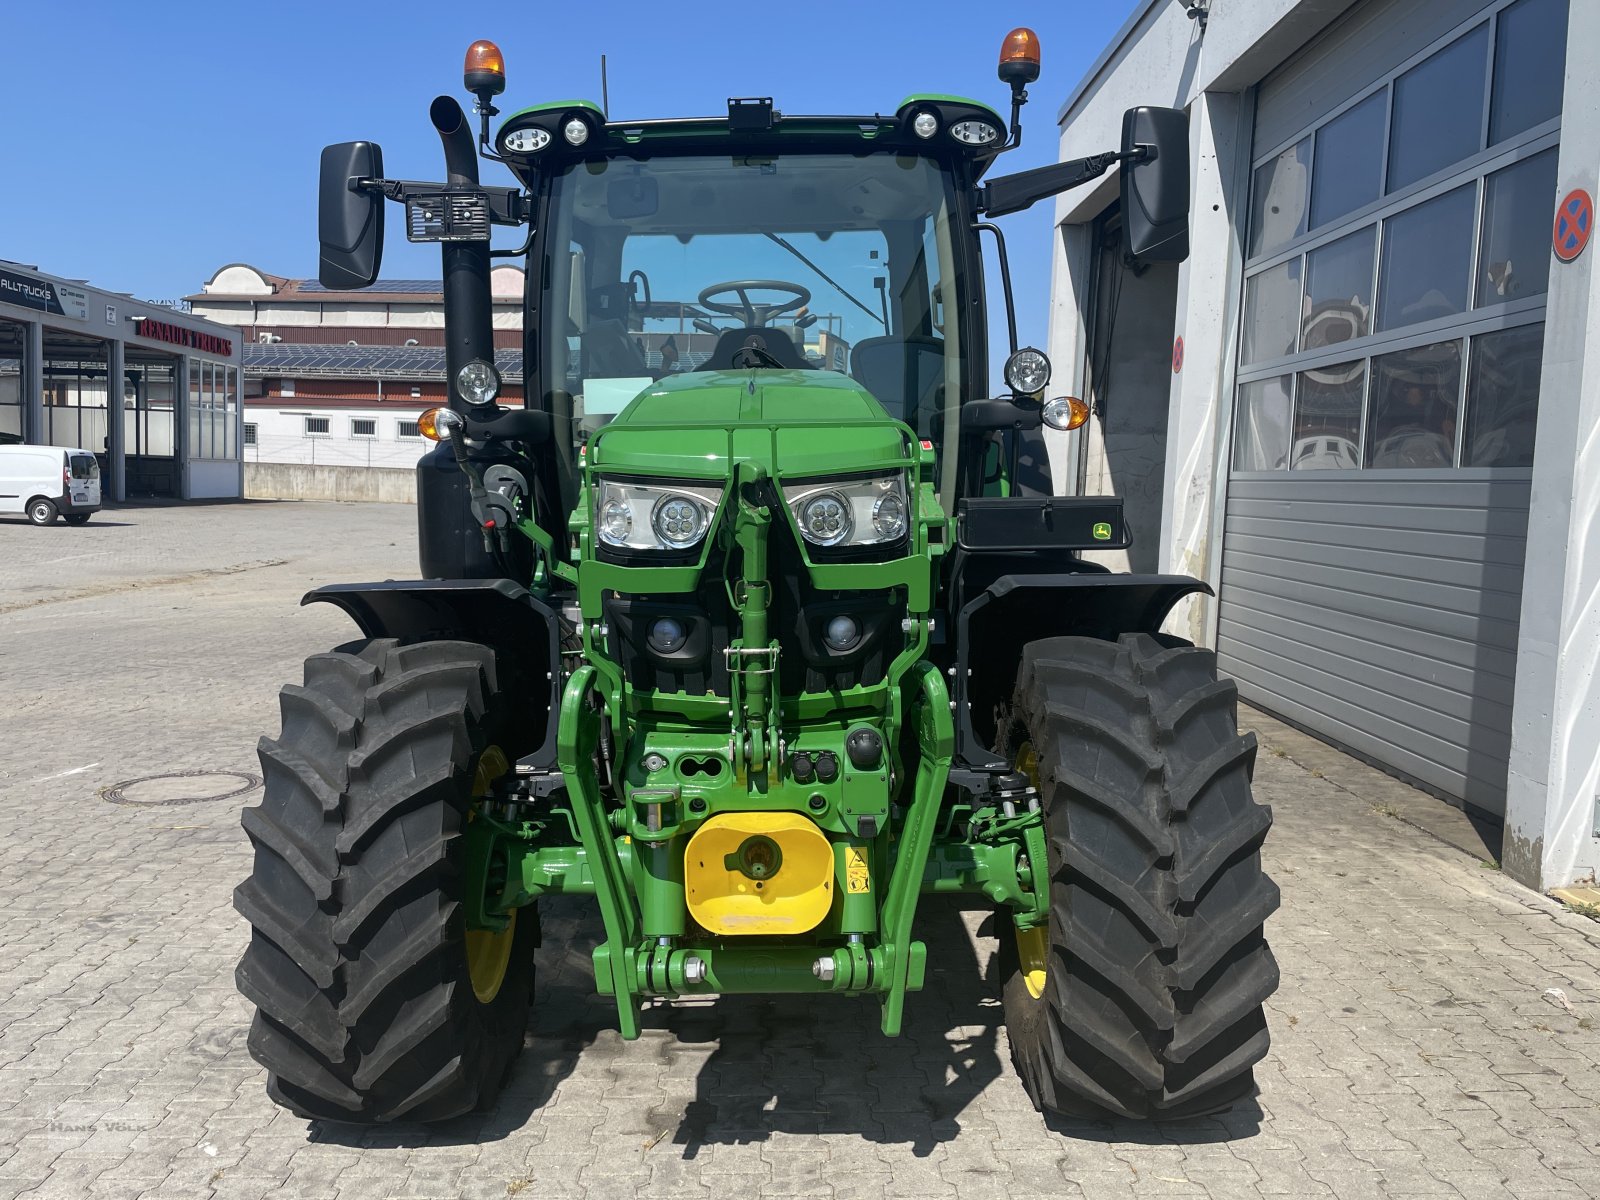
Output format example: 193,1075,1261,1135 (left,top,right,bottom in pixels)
429,96,493,414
